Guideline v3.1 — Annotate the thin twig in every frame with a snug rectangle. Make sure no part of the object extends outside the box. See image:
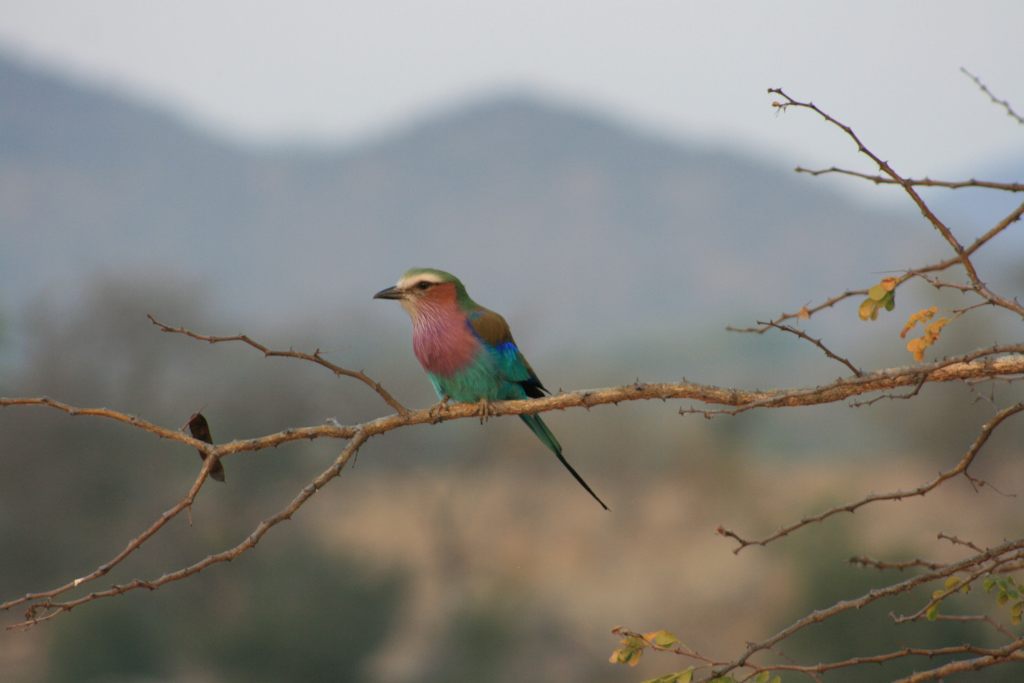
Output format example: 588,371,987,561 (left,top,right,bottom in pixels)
717,401,1024,552
148,316,408,415
847,556,946,571
759,321,862,376
962,68,1024,126
795,167,1024,192
727,289,866,333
